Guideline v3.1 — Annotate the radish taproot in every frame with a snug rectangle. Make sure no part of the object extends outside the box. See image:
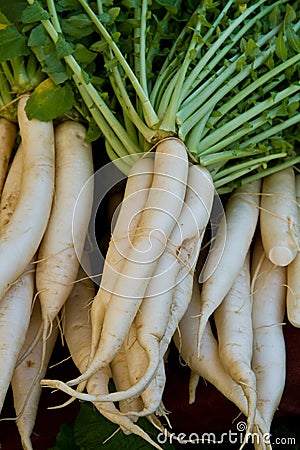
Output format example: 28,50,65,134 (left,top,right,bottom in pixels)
11,300,58,450
41,138,189,398
0,133,35,413
0,144,22,229
0,95,55,300
260,167,298,267
128,164,214,406
0,264,35,414
88,156,154,372
286,173,300,327
214,252,257,435
63,267,164,450
36,120,93,365
251,235,287,434
174,280,270,448
196,179,261,350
